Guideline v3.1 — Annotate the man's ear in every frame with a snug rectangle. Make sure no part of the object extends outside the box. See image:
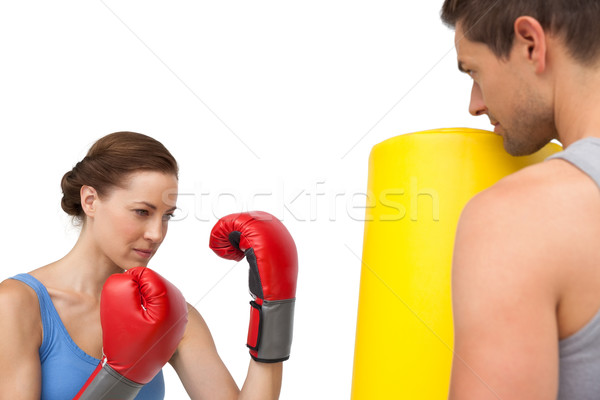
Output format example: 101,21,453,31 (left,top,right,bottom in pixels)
513,16,547,74
80,185,99,218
